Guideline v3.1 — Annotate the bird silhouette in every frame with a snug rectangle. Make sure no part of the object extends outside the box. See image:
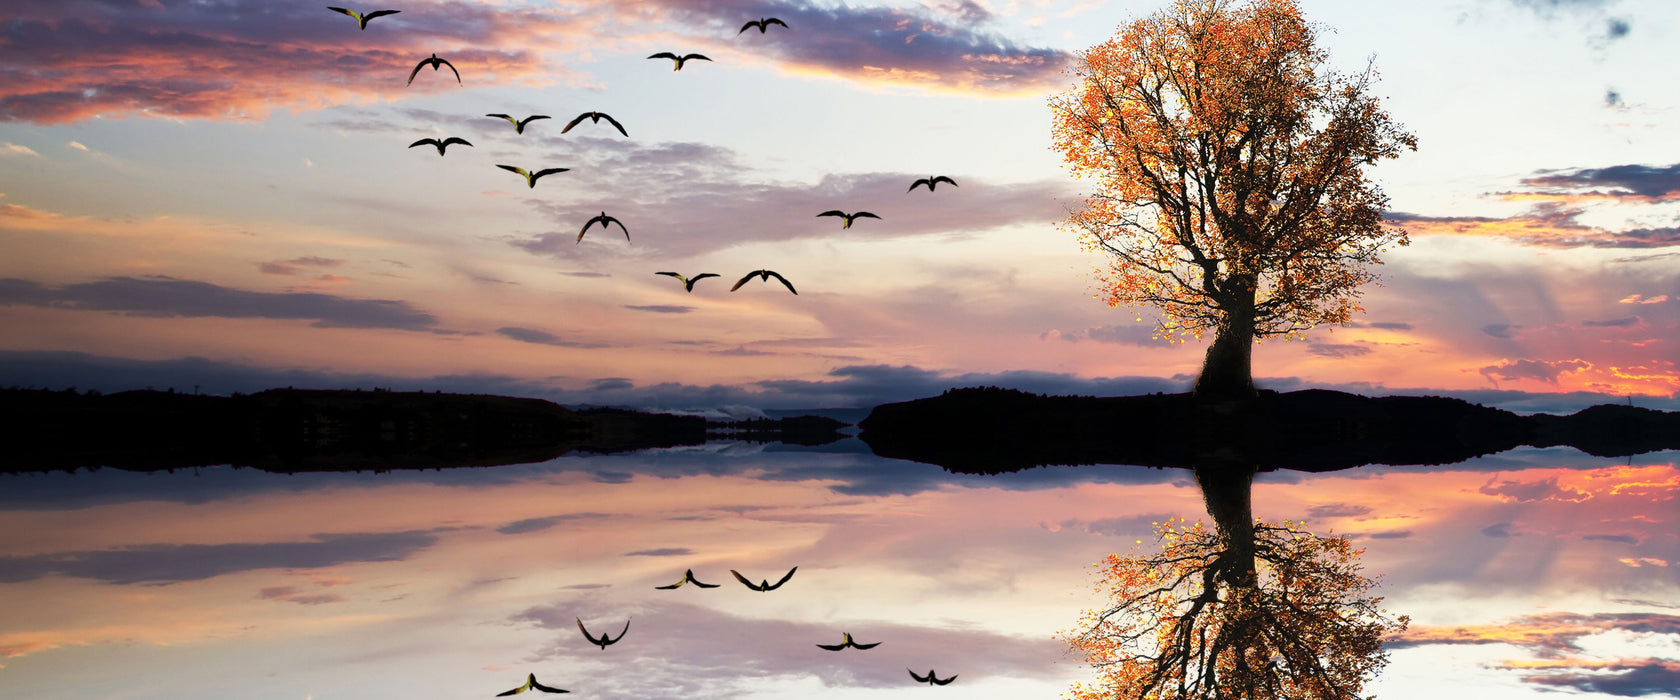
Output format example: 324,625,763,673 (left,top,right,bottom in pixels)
408,53,461,86
326,7,399,30
578,212,629,243
486,114,550,134
909,669,956,685
908,176,957,192
731,566,797,591
497,164,569,188
816,632,880,651
738,18,788,34
655,569,719,589
562,112,628,137
656,272,720,292
497,674,569,696
648,52,712,71
408,137,472,156
730,270,797,295
817,211,881,229
576,618,630,649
